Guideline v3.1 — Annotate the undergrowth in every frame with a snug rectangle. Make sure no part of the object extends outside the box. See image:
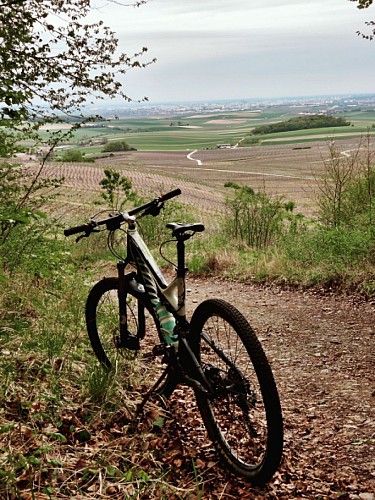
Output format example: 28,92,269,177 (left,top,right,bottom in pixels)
189,225,375,295
0,230,203,498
